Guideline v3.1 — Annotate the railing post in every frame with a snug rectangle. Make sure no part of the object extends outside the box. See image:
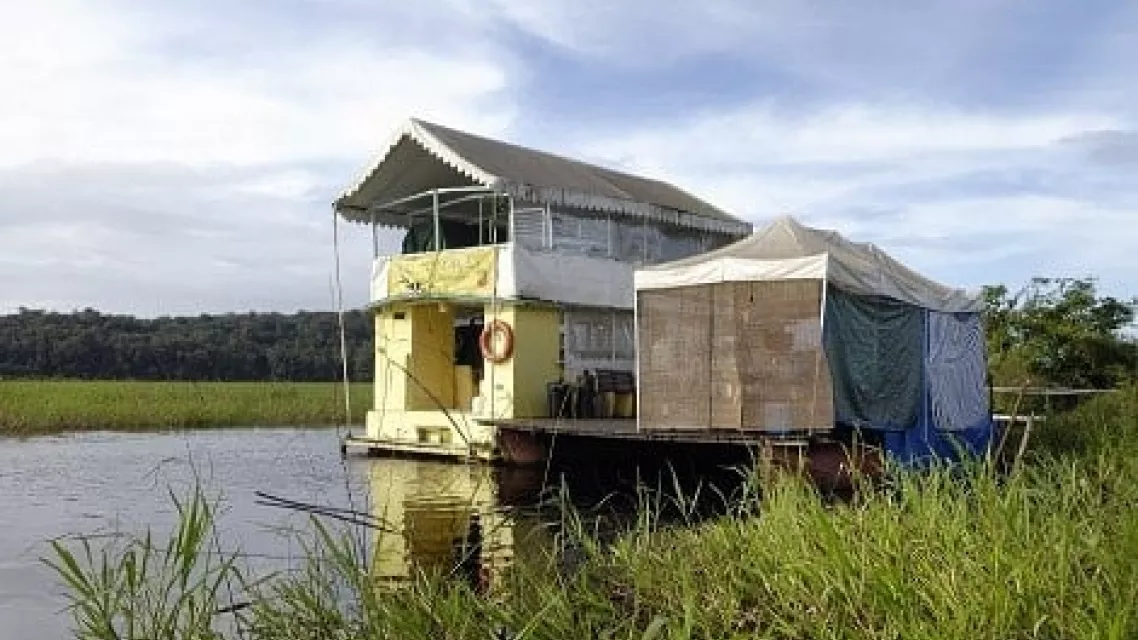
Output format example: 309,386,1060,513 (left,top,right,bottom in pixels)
370,211,378,258
432,189,441,252
508,194,515,245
